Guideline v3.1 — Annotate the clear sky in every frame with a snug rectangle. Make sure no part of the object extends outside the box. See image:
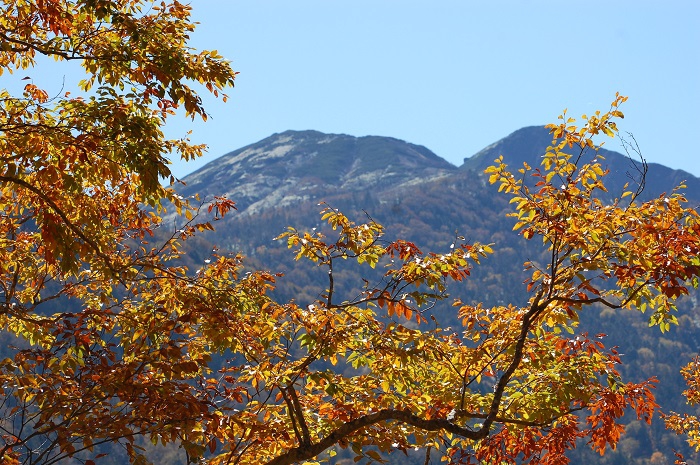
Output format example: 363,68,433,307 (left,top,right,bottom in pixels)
162,0,699,180
5,1,696,179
